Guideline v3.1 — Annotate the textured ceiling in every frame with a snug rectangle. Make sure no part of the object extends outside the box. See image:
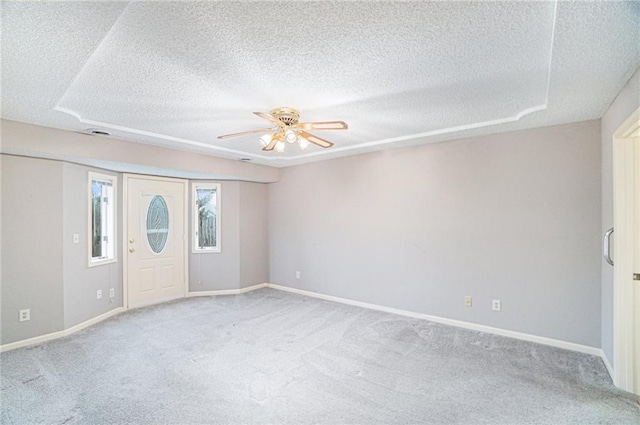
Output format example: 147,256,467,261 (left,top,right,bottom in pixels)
2,1,639,167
